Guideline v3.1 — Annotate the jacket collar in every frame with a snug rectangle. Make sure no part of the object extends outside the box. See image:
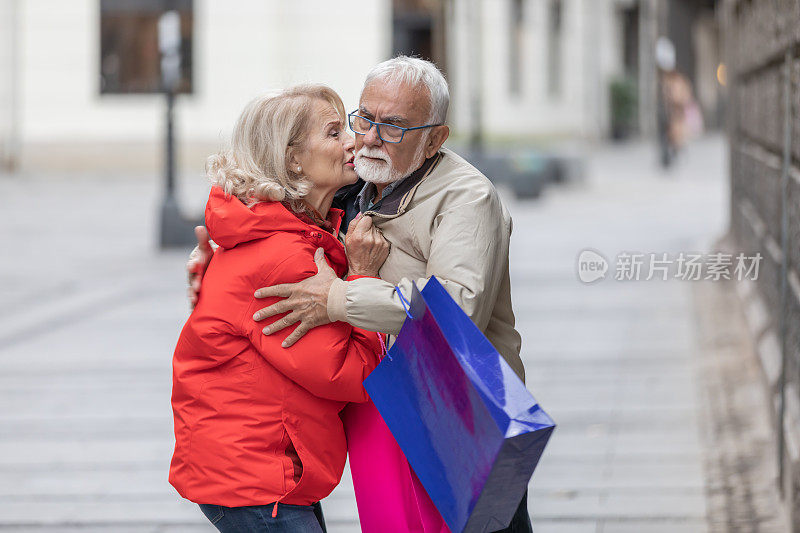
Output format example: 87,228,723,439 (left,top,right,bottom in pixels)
204,187,348,276
360,151,442,219
282,200,344,234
